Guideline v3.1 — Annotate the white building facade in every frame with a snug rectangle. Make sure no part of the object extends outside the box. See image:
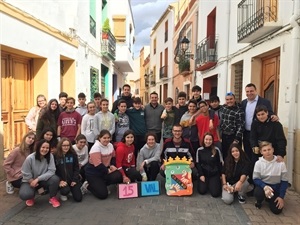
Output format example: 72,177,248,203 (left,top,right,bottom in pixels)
196,0,300,191
149,5,175,103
